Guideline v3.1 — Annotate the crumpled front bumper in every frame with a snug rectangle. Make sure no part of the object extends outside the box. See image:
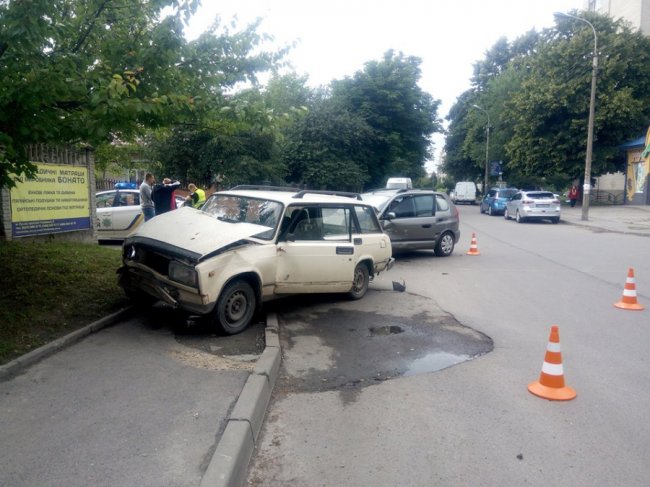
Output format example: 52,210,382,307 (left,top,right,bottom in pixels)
118,264,214,314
